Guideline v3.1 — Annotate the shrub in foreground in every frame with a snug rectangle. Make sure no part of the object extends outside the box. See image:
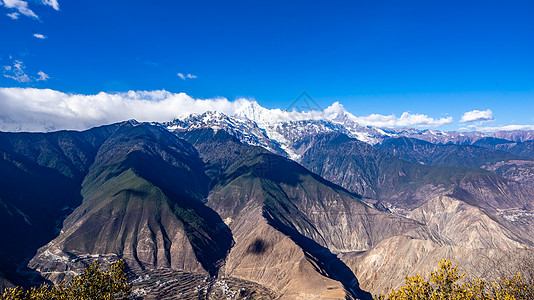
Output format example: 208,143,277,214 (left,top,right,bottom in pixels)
1,260,130,300
379,259,534,300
